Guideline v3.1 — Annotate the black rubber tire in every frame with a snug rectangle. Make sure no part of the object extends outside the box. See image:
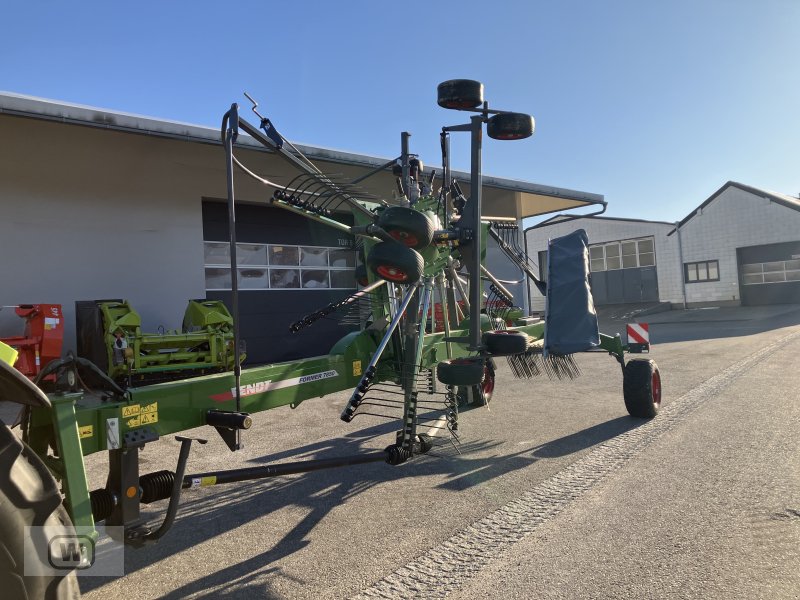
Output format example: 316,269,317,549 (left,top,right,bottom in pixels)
483,330,530,356
437,358,485,386
377,207,434,250
355,264,369,287
366,241,424,284
0,423,80,599
487,112,535,140
437,79,484,109
457,360,496,408
623,359,662,418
